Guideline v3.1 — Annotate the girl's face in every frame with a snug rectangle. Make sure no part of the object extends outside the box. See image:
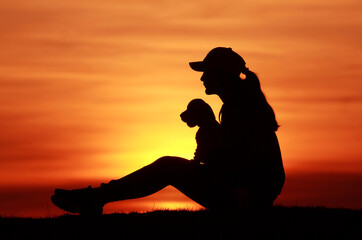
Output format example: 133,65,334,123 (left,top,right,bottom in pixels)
200,69,225,95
